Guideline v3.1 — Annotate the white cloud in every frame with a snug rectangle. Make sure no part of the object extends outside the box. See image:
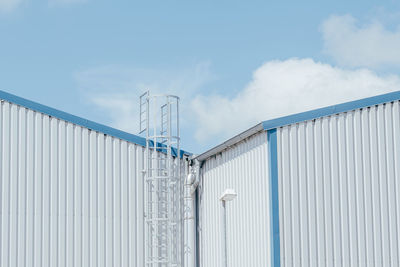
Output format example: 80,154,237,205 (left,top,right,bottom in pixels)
191,58,400,143
76,59,400,150
321,14,400,67
89,92,139,134
0,0,23,12
75,62,214,135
